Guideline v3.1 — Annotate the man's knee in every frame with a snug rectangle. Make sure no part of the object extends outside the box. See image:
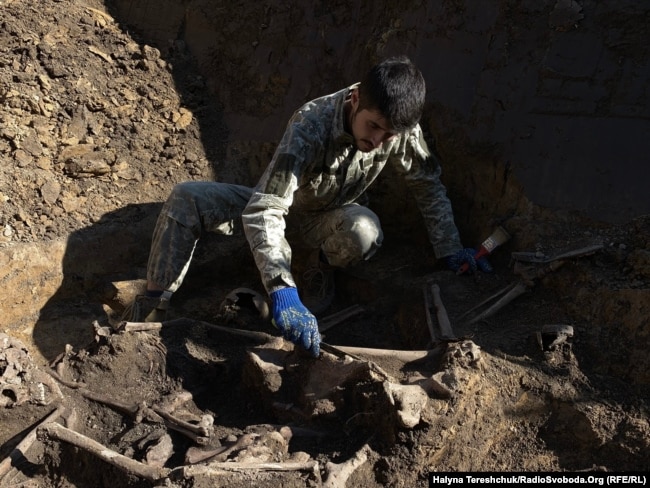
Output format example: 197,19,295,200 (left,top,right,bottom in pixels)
348,211,383,258
323,206,383,266
167,181,206,204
